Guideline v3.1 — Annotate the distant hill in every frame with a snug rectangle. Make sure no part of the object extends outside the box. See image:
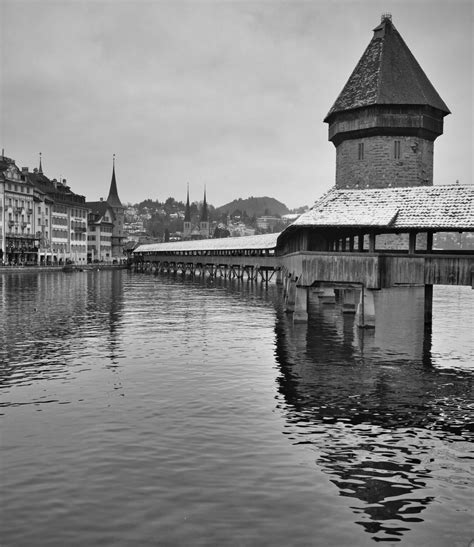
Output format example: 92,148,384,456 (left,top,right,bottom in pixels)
216,196,289,218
